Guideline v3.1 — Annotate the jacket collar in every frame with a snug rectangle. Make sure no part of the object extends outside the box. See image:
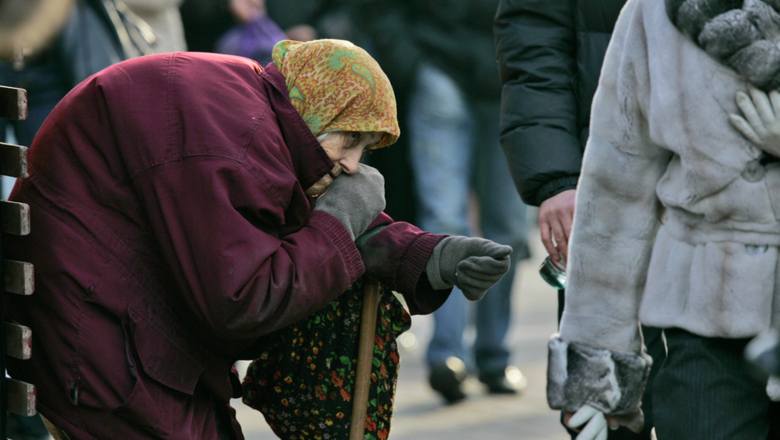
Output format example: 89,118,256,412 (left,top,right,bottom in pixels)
259,63,334,191
667,0,780,91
